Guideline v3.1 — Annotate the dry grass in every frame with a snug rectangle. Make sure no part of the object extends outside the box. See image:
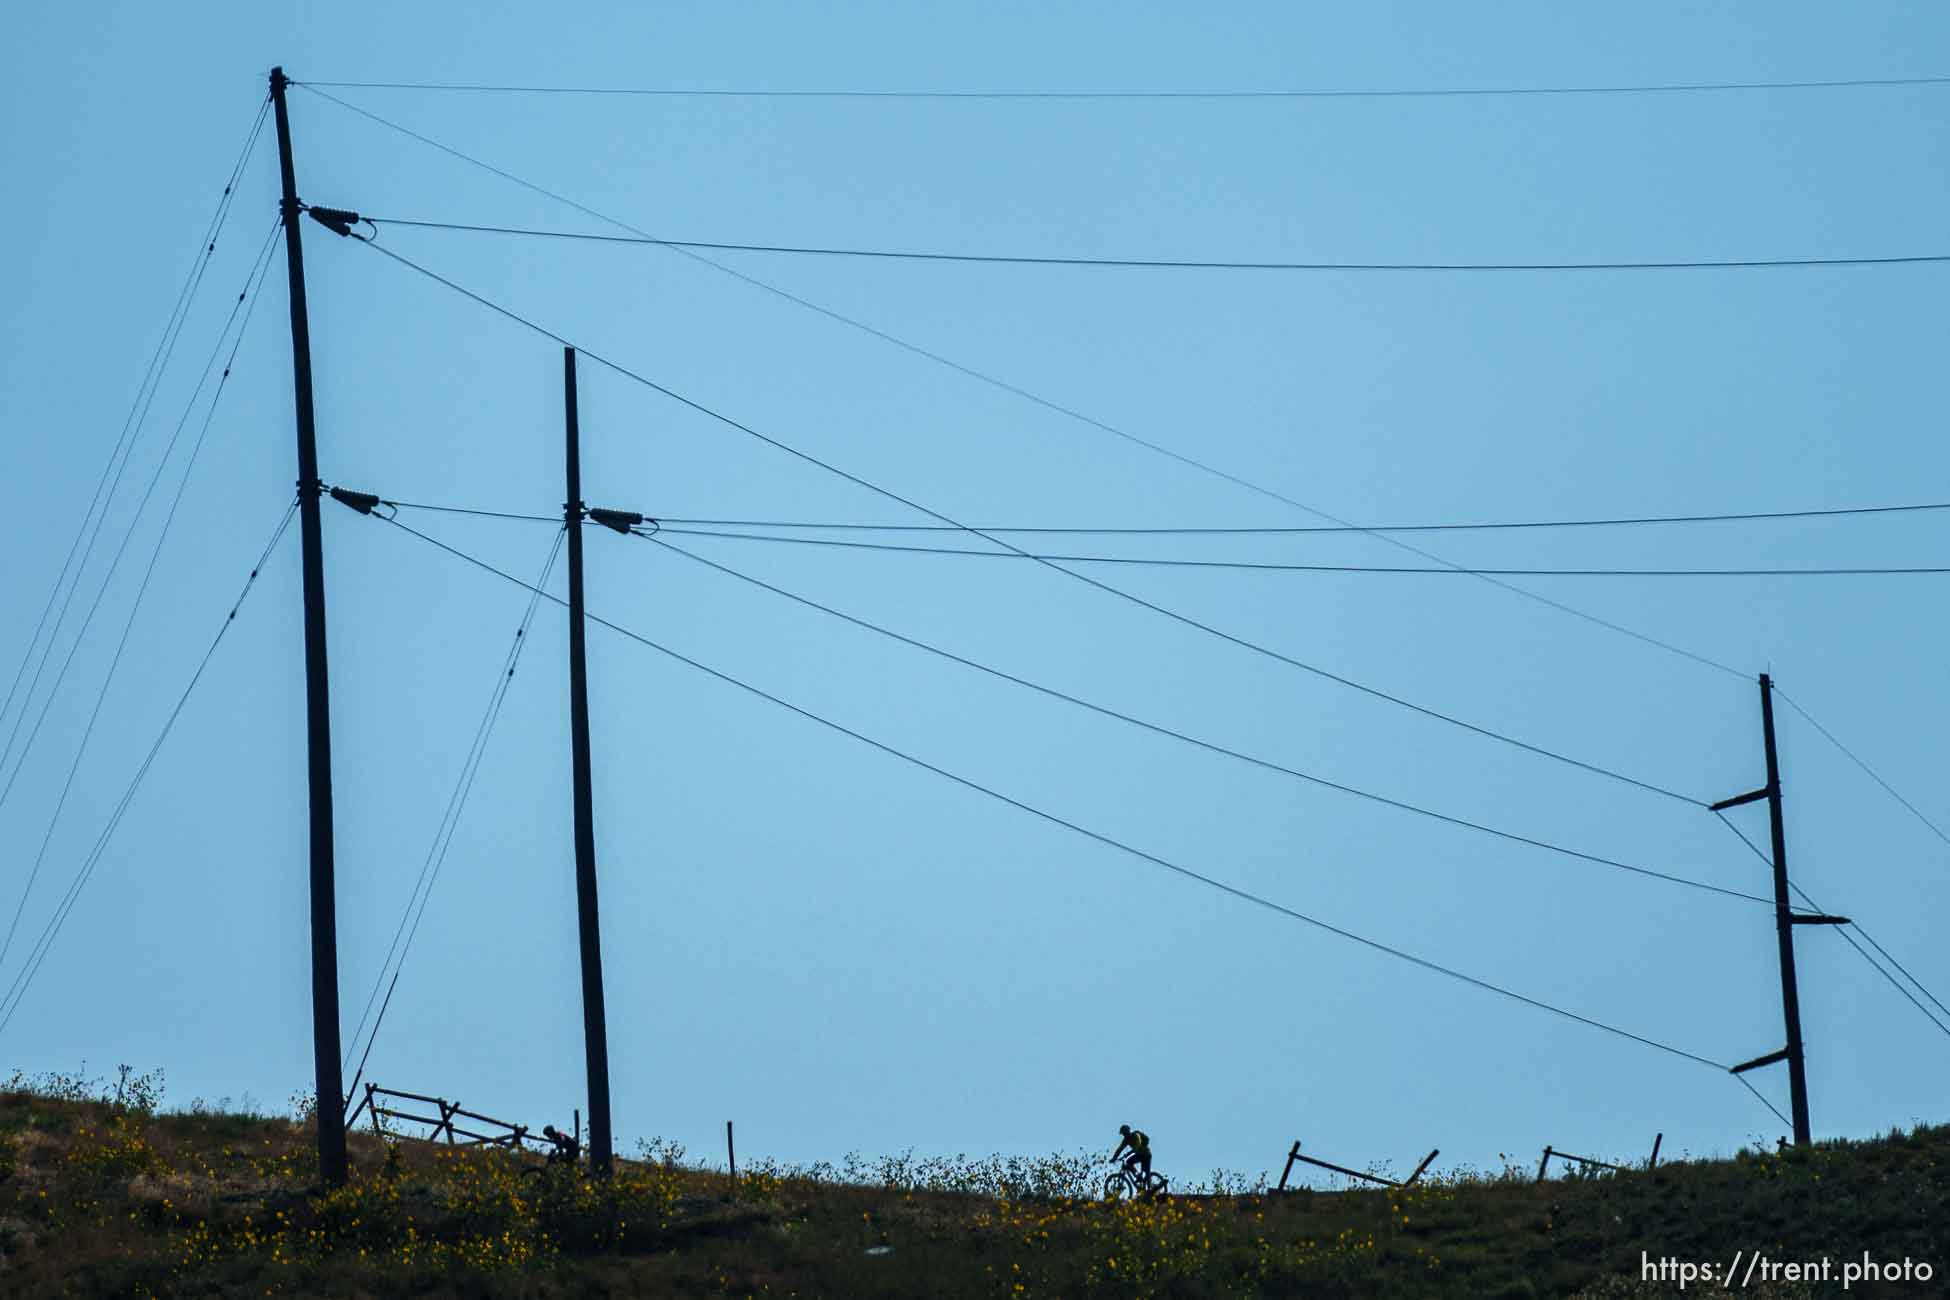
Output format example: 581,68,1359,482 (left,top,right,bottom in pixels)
1,1067,1944,1297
